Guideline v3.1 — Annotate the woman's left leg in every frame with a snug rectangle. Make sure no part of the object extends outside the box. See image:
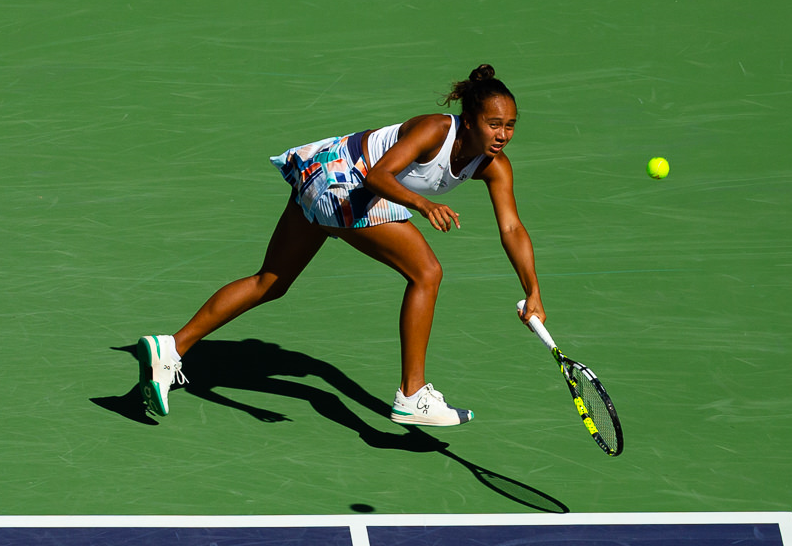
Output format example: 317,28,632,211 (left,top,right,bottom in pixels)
325,219,473,426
